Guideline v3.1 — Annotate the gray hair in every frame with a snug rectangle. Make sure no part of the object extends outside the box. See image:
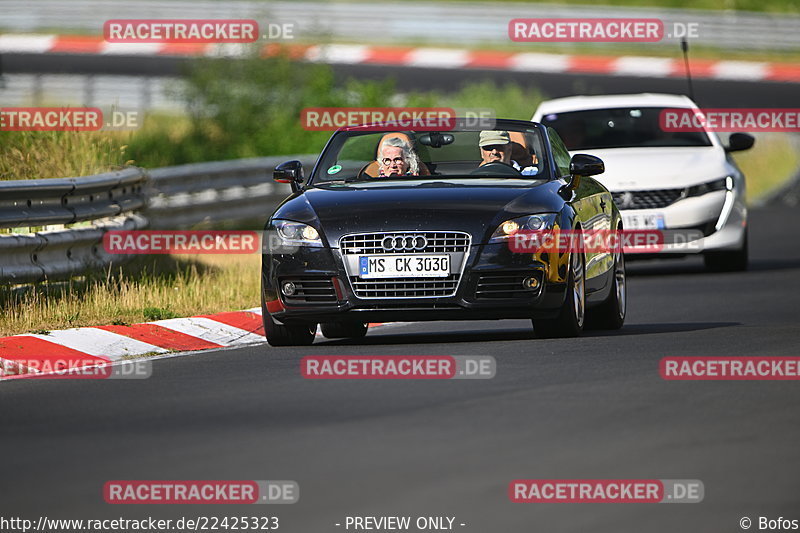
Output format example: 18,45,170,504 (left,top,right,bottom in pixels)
379,136,420,174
